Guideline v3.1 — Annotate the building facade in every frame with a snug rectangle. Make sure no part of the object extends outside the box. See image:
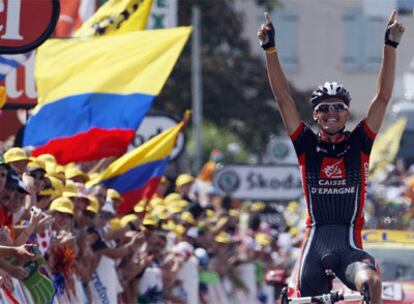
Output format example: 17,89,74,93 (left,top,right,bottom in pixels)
236,0,414,124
